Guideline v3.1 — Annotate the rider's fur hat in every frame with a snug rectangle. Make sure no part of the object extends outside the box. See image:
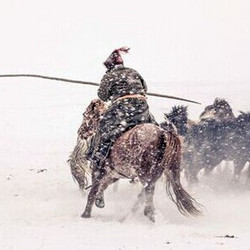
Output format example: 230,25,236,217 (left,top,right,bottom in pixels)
104,47,130,70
